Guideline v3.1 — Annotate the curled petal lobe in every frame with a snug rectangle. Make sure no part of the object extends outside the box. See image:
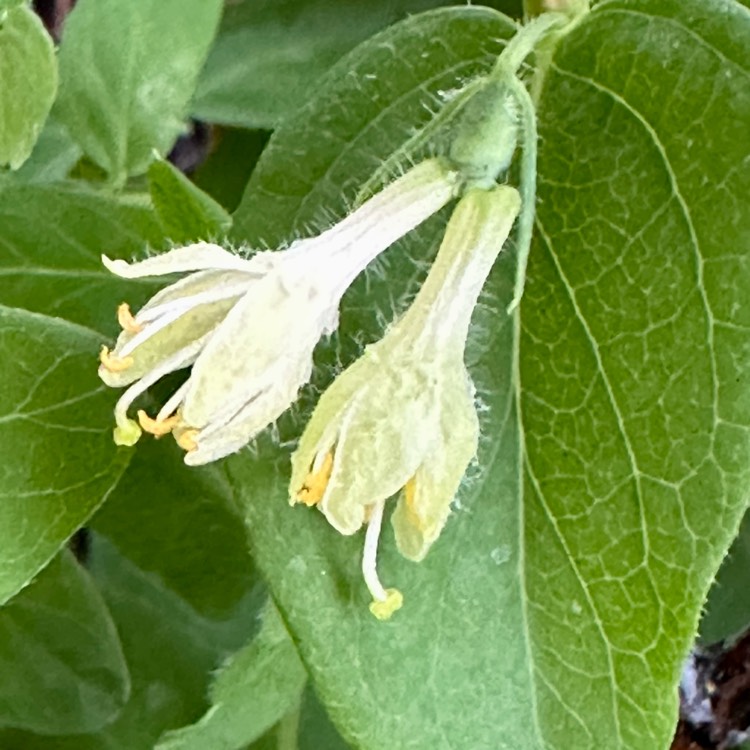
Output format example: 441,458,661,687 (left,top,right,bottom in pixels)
102,242,258,278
